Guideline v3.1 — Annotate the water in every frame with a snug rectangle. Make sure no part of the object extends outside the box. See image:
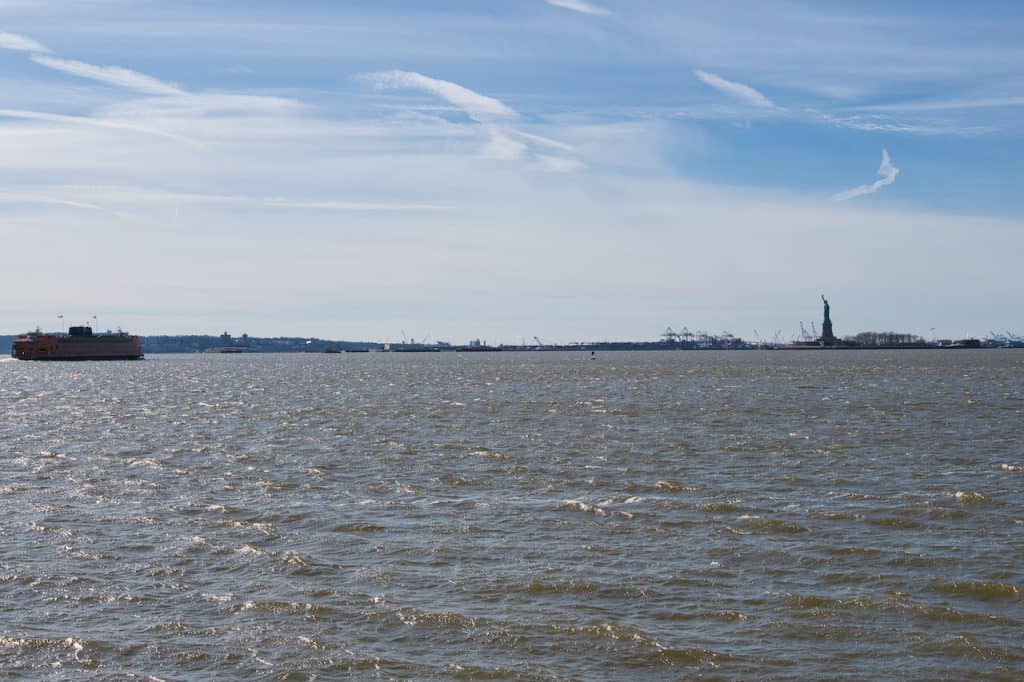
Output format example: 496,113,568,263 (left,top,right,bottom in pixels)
1,351,1021,680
